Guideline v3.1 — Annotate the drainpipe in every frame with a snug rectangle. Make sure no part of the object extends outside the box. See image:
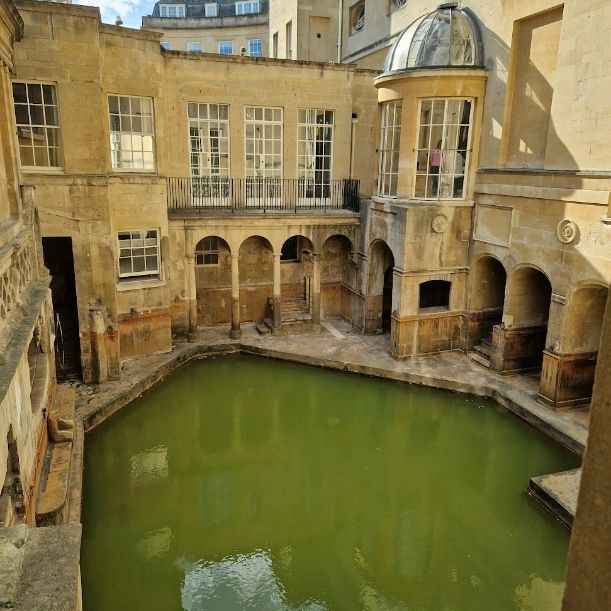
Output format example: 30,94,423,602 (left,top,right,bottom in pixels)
337,0,344,63
349,113,358,178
